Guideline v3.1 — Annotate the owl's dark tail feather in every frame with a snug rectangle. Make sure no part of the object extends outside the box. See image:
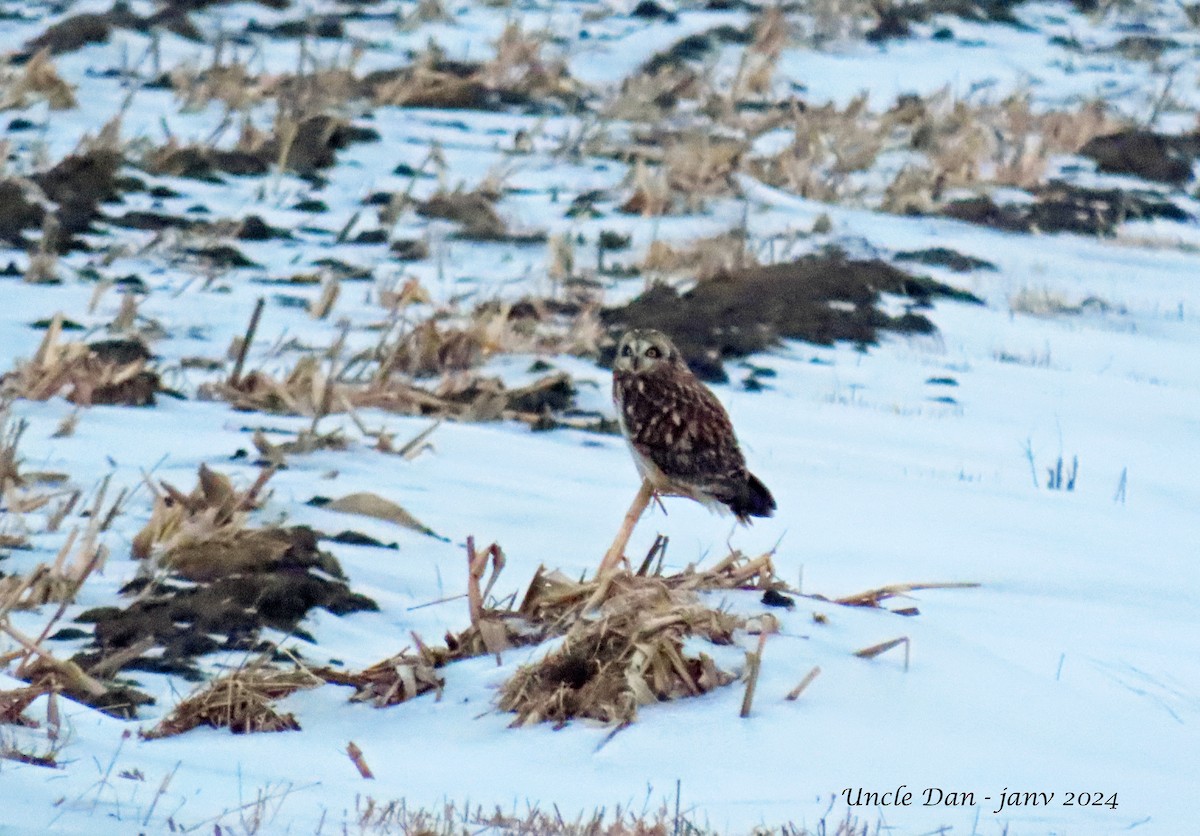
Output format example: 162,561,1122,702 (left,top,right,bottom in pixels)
729,473,777,523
